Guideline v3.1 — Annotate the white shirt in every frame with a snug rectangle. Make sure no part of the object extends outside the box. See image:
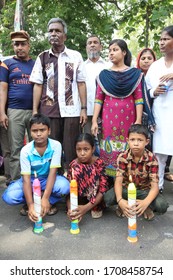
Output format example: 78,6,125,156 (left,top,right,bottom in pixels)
145,57,173,154
84,57,109,116
30,47,86,117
